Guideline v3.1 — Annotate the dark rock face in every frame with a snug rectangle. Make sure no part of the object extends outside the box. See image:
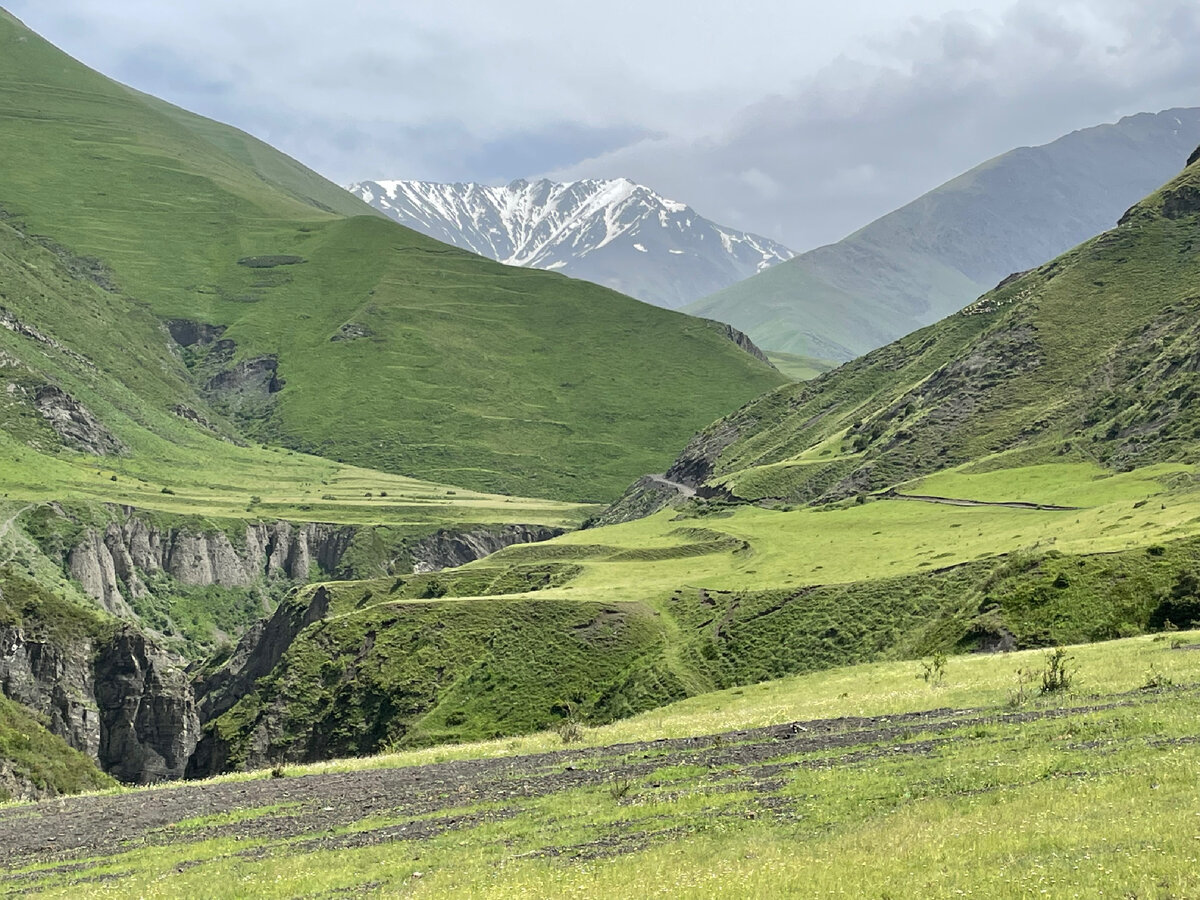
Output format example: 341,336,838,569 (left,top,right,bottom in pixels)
409,525,565,573
0,623,198,784
187,585,334,777
1161,184,1200,219
95,627,199,783
165,319,226,348
194,585,331,725
33,385,125,456
0,625,100,759
702,319,773,365
204,355,285,398
1187,144,1200,168
665,420,743,488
